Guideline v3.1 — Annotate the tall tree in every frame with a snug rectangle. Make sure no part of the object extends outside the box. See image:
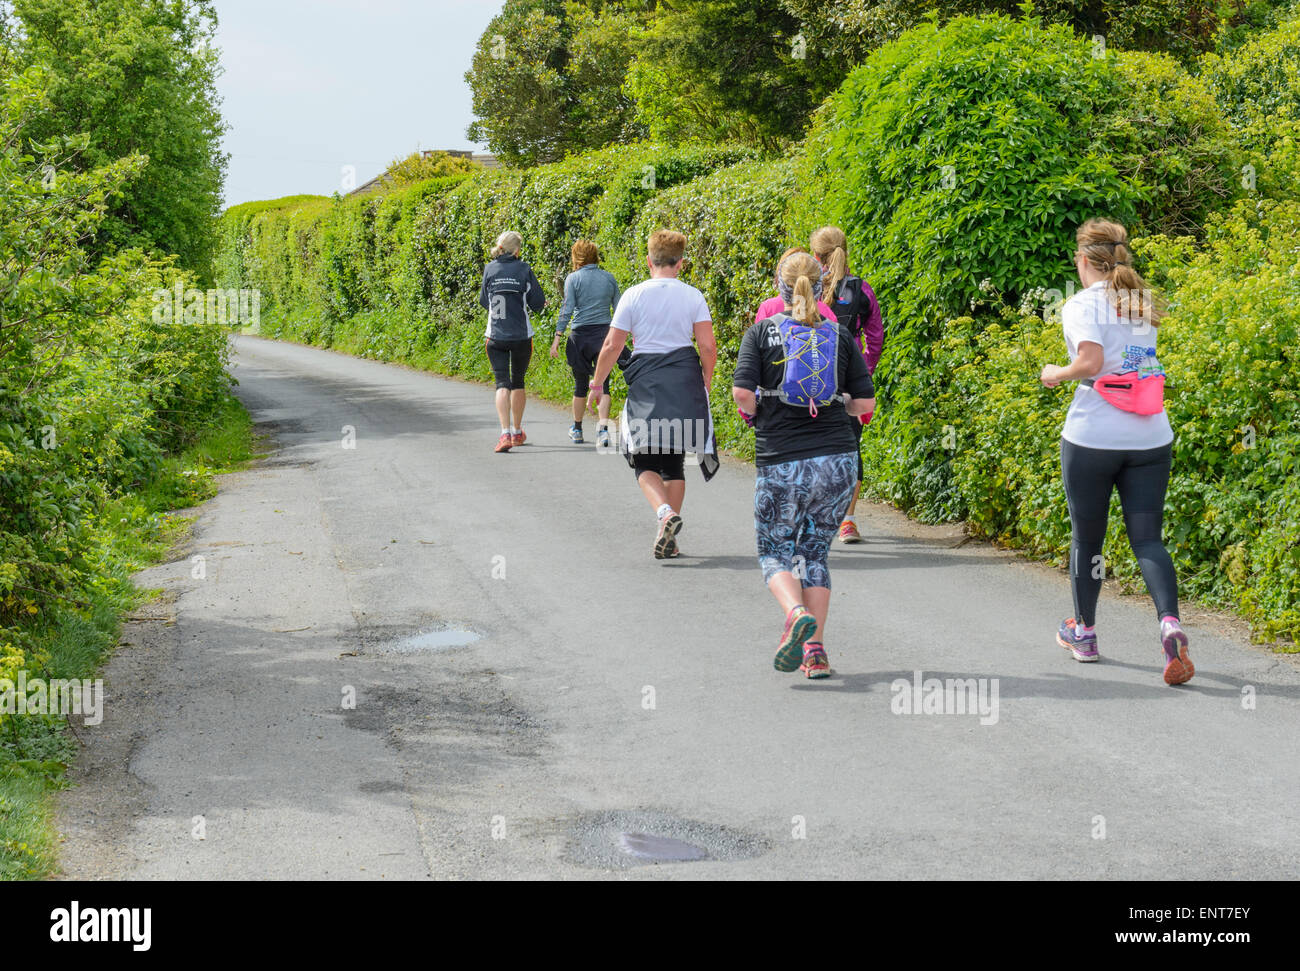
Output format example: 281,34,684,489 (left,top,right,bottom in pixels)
627,0,850,150
4,0,228,275
465,0,646,166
